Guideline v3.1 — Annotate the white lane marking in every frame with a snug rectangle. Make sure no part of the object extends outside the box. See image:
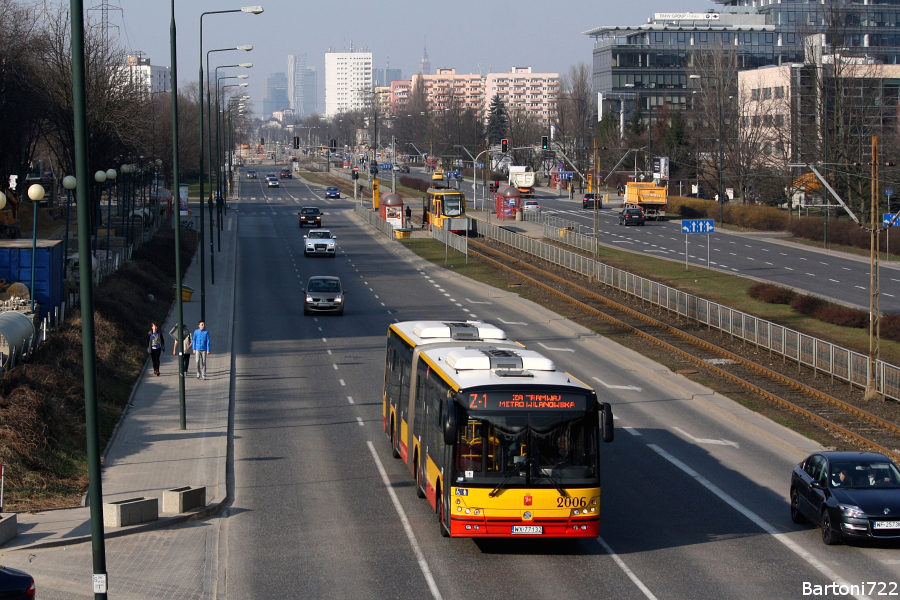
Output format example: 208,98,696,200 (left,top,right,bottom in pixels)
828,279,840,283
623,427,642,437
806,273,815,277
538,342,574,353
347,396,354,404
333,364,338,370
466,298,492,304
765,262,774,266
593,377,642,392
598,537,658,600
672,427,739,448
784,267,793,271
648,444,865,600
366,441,444,600
339,379,346,386
356,417,364,427
497,318,526,325
327,349,332,355
856,286,866,290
